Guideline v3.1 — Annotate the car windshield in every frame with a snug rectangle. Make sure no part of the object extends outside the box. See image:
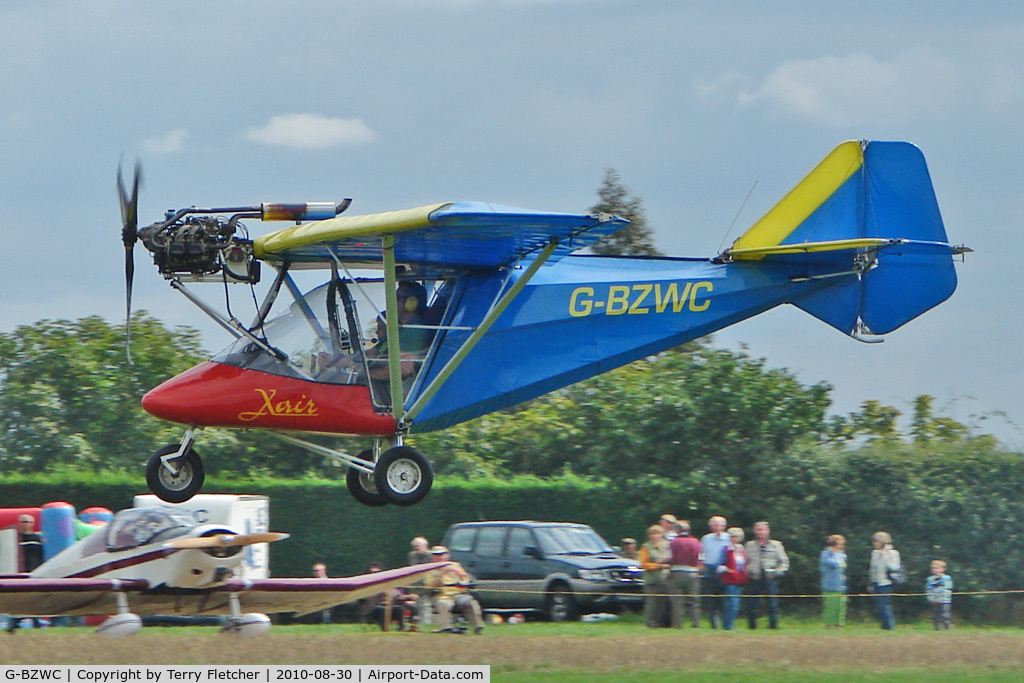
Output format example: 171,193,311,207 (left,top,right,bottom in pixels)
534,526,613,555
